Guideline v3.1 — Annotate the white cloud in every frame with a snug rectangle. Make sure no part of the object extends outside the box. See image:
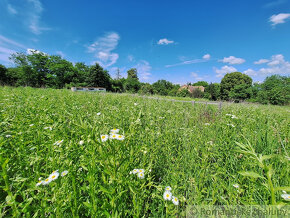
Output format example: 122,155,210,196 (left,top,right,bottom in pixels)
128,55,134,62
157,38,174,45
264,0,287,8
135,60,152,81
56,51,65,58
269,13,290,26
166,54,210,68
7,4,17,15
191,72,203,81
0,35,26,63
87,32,120,67
244,54,290,76
203,54,211,60
220,56,245,65
27,0,51,34
254,59,269,64
27,48,47,55
243,69,257,76
215,65,237,77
